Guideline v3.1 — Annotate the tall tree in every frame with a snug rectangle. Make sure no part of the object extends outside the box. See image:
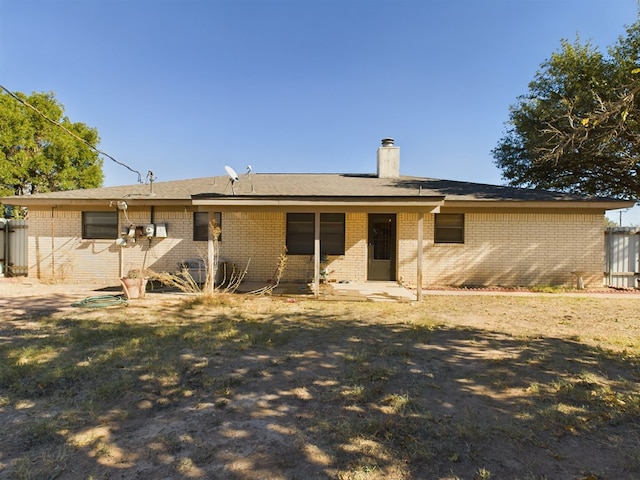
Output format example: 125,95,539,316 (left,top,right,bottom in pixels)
493,21,640,201
0,90,103,198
